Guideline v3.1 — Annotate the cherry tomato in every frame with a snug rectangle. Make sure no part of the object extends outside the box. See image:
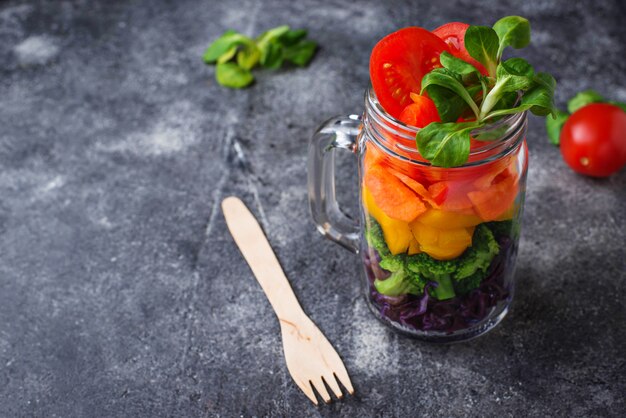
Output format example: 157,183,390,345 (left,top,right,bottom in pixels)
560,103,626,177
370,27,449,119
433,22,488,75
398,94,441,127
